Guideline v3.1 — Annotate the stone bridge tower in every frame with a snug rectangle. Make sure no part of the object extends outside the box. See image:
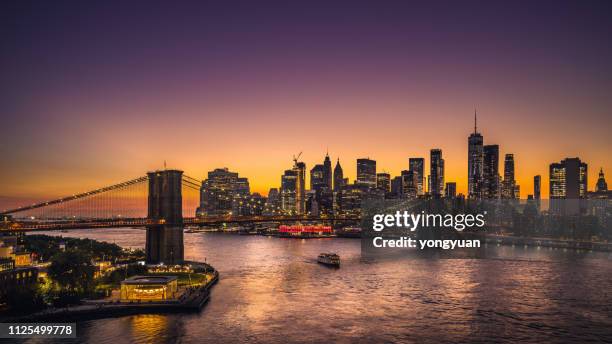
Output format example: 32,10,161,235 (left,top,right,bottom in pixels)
146,169,184,264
